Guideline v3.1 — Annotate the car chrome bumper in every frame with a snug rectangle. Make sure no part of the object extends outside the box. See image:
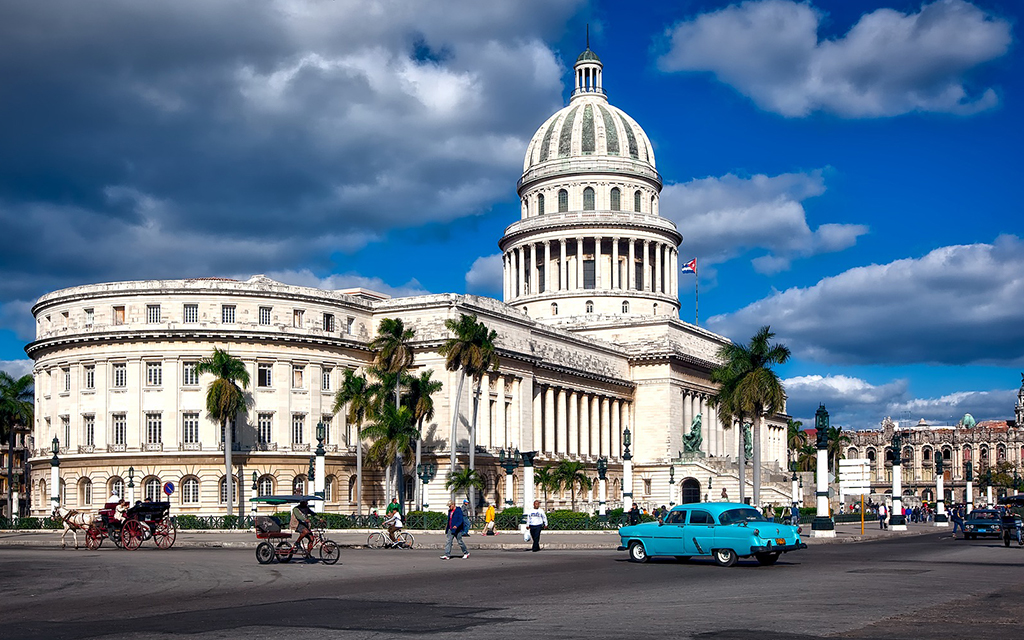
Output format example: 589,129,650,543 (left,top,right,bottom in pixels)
750,542,807,554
